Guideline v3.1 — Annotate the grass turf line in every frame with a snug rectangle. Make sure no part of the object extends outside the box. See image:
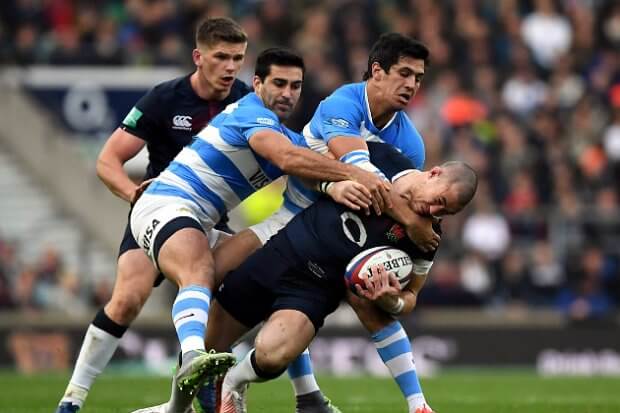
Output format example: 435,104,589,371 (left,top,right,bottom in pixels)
2,370,620,413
